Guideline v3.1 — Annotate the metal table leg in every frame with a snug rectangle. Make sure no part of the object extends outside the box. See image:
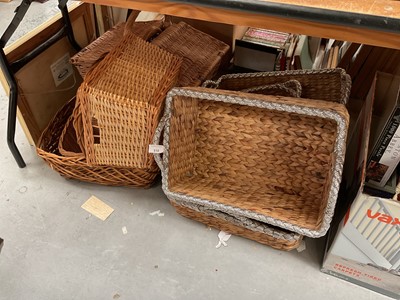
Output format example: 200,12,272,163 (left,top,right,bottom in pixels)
0,0,80,168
